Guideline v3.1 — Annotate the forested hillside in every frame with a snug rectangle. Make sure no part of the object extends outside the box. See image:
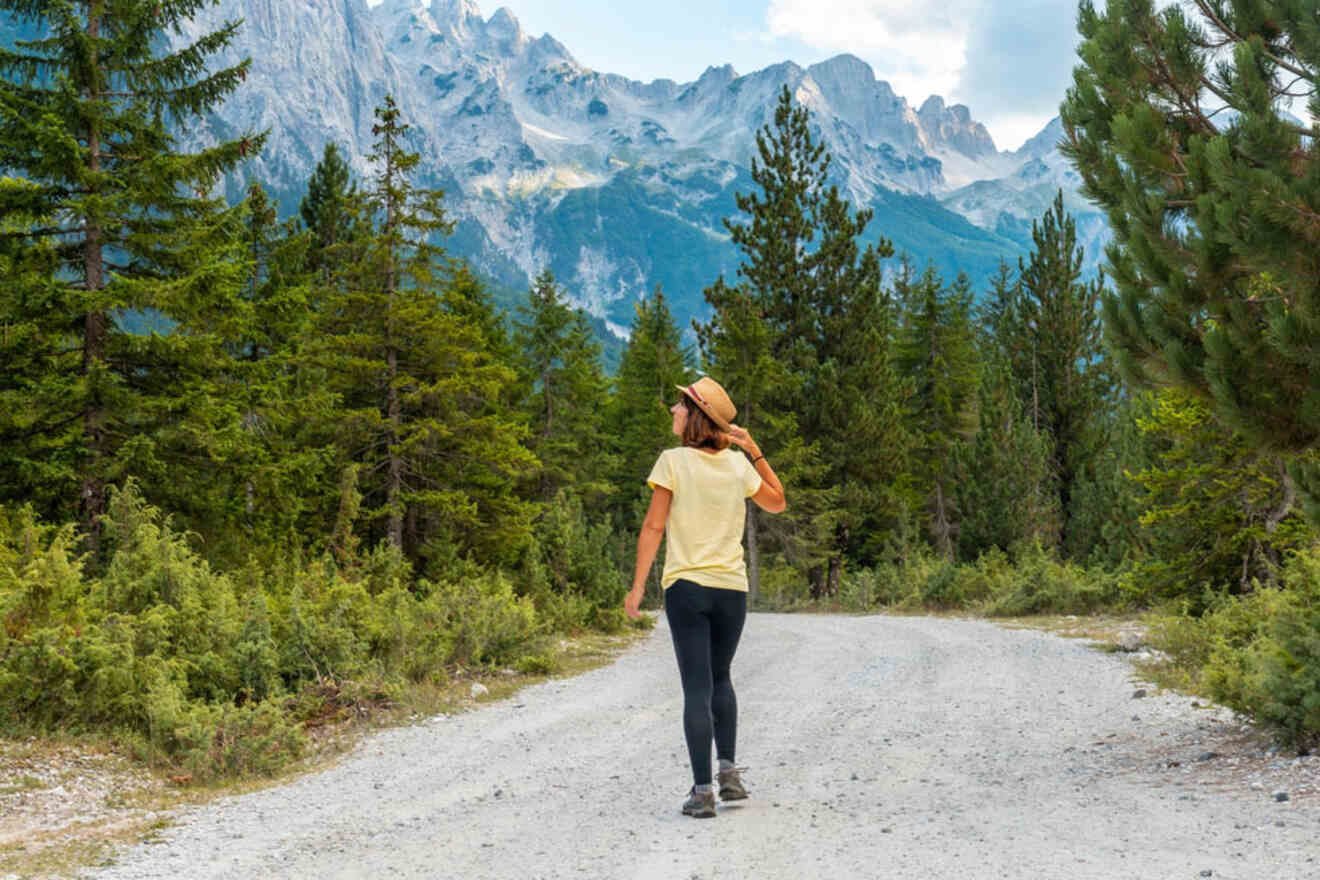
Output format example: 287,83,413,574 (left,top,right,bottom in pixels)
2,0,1320,782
